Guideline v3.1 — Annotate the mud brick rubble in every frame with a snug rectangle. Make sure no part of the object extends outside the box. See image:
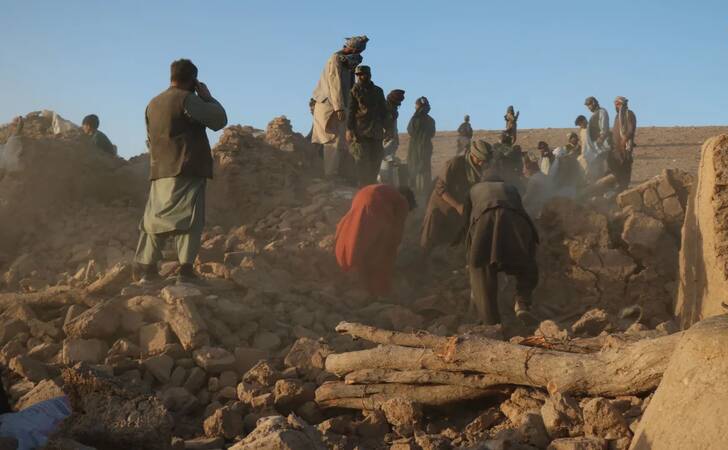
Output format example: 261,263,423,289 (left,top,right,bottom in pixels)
0,112,703,449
